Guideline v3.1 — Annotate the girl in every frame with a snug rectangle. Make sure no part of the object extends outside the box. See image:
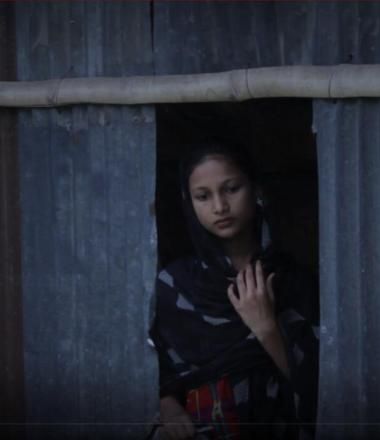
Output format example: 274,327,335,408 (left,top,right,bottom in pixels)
150,142,319,440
